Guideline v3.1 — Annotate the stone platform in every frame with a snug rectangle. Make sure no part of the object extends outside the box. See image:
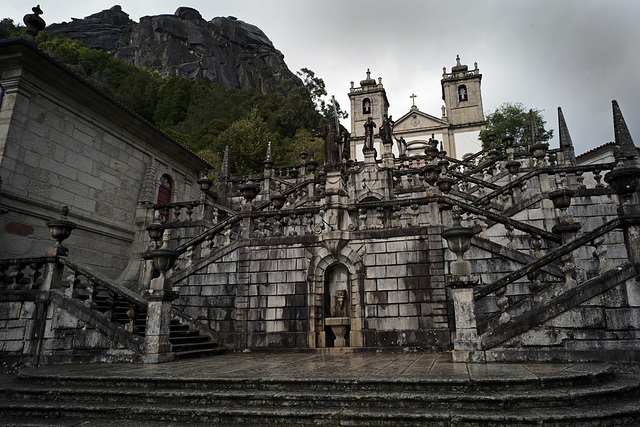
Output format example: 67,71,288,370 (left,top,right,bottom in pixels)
1,351,640,425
